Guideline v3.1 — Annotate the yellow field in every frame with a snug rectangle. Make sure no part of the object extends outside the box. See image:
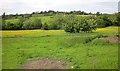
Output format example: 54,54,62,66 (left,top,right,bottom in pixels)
2,30,65,37
96,26,119,31
1,26,119,37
